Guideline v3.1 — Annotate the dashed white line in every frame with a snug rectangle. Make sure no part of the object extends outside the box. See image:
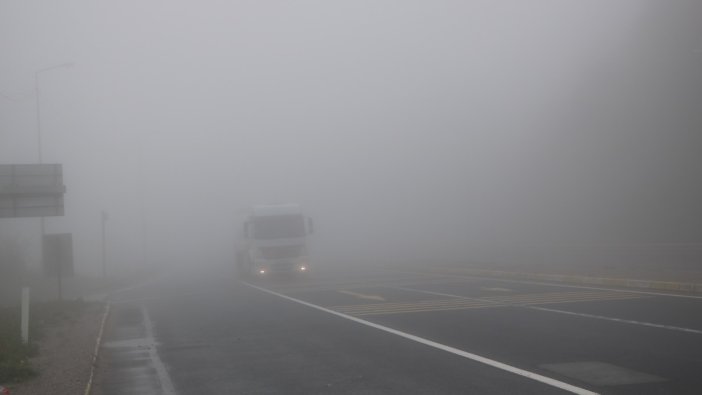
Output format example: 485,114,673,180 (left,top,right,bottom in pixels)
242,281,598,395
